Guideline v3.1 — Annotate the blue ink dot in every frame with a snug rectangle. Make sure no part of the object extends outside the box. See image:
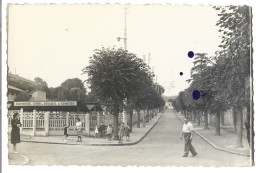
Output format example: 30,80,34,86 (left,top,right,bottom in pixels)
192,90,200,100
180,72,183,76
188,51,194,58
